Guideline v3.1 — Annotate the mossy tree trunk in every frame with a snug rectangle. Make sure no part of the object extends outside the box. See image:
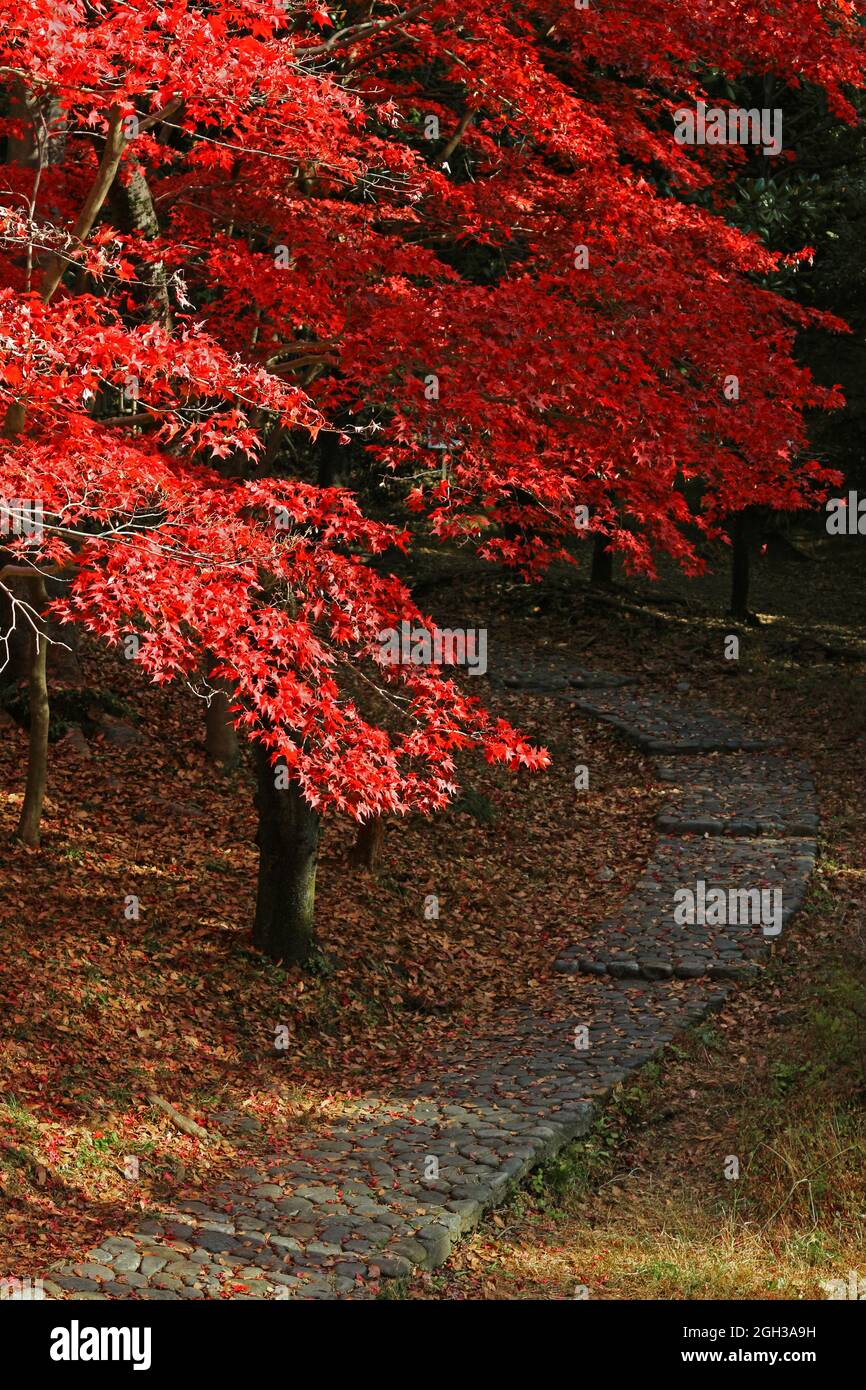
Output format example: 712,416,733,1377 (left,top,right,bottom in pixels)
252,744,320,964
349,815,384,873
203,657,239,769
